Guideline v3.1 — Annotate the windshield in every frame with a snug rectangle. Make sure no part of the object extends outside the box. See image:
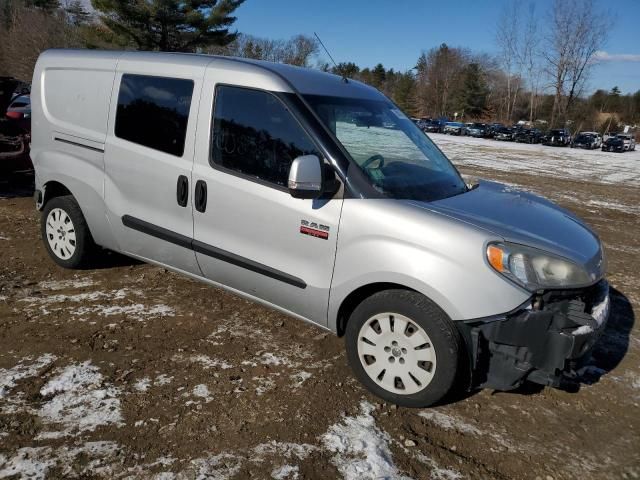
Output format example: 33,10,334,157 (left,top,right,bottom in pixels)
304,94,467,201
